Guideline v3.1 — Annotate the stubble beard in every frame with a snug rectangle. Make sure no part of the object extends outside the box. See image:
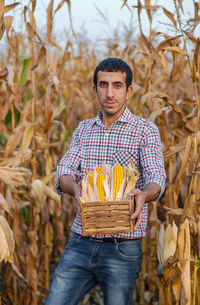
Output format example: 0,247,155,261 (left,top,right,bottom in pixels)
102,99,126,117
